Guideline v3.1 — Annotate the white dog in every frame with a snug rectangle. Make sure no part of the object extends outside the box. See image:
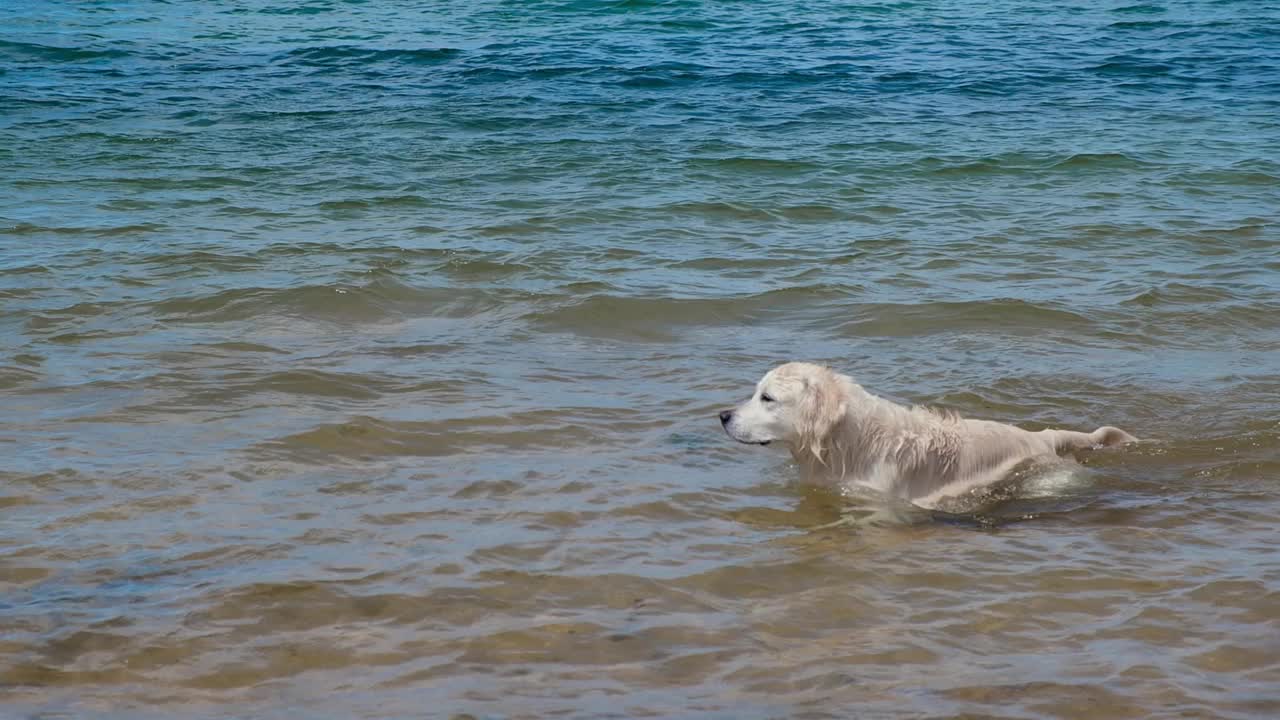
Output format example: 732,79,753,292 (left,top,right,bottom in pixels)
720,362,1136,508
